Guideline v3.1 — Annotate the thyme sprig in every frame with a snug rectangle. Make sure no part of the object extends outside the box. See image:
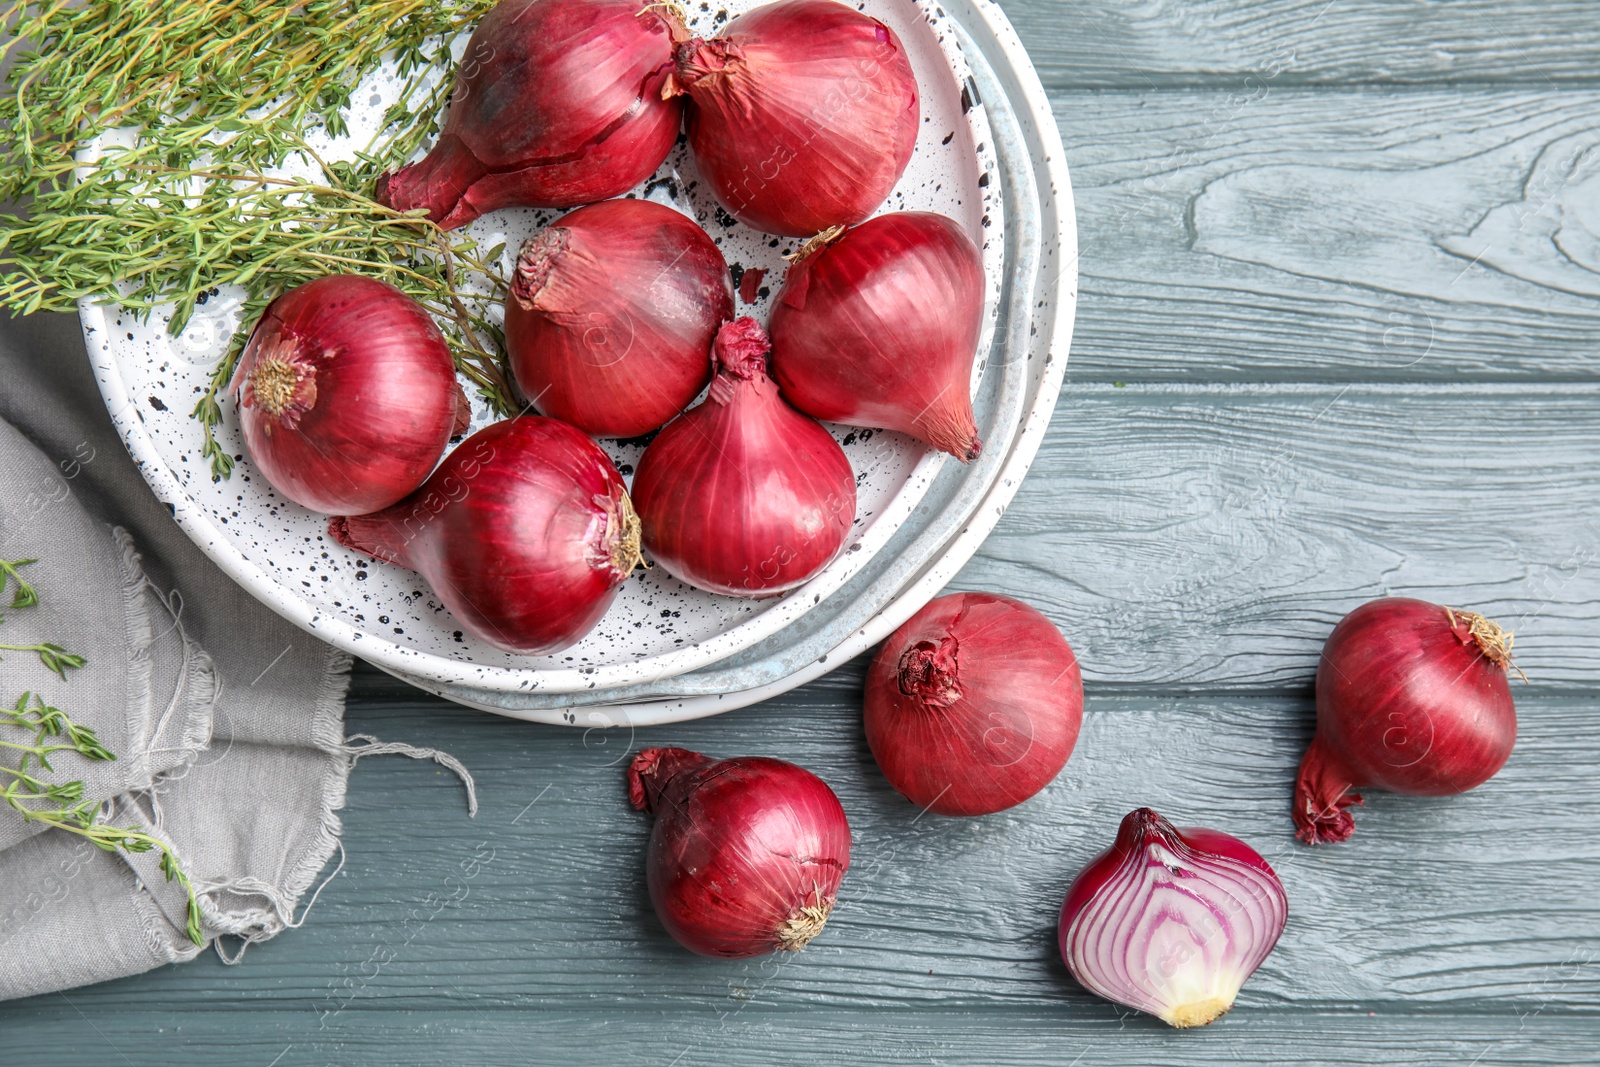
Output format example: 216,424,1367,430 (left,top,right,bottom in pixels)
0,0,510,479
0,559,87,677
2,693,203,946
0,560,203,945
0,641,86,679
0,559,39,610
